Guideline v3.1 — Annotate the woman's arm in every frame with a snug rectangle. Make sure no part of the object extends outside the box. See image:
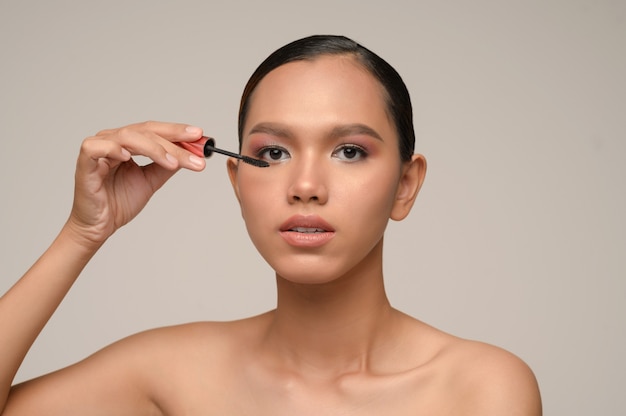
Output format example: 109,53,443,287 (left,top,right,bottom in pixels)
0,121,206,414
0,225,100,411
